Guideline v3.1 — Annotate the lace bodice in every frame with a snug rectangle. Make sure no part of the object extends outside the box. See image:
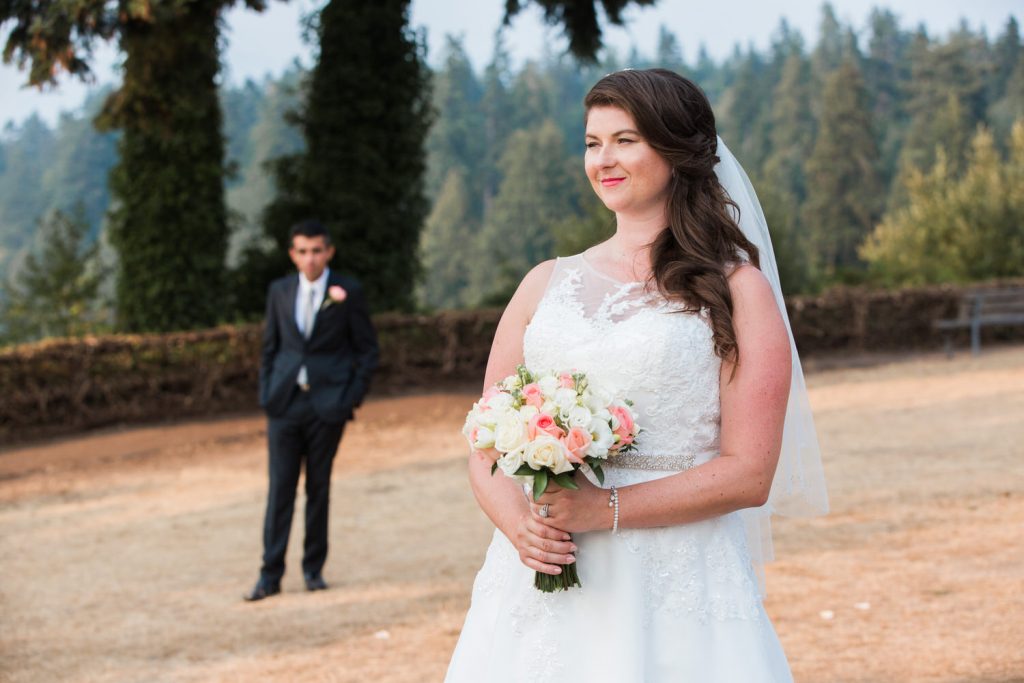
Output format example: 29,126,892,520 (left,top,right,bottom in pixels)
523,254,722,468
